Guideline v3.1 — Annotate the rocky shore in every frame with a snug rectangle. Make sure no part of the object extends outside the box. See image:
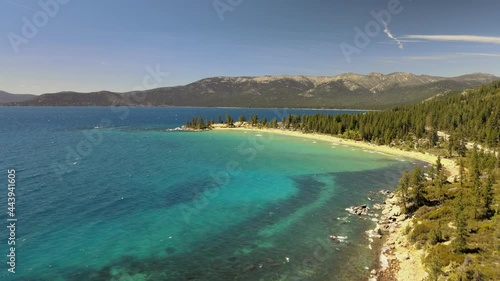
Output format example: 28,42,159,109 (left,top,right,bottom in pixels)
344,189,428,281
373,192,428,281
